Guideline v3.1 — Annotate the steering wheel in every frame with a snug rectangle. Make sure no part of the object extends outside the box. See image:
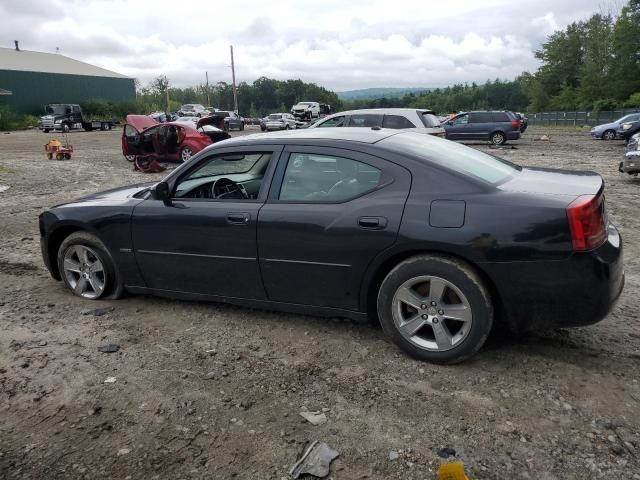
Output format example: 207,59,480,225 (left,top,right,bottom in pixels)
211,178,249,200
